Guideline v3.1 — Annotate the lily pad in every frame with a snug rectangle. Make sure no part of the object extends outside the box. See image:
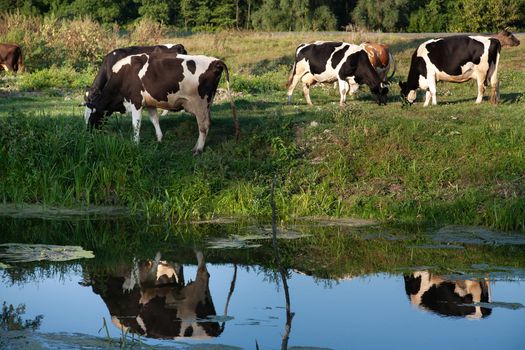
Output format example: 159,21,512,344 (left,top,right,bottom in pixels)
432,225,525,246
0,243,95,263
299,216,377,227
207,238,261,249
